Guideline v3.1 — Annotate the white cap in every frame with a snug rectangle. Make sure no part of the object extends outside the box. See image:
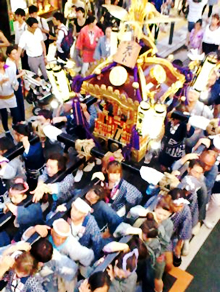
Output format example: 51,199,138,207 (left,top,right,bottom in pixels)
72,198,92,214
